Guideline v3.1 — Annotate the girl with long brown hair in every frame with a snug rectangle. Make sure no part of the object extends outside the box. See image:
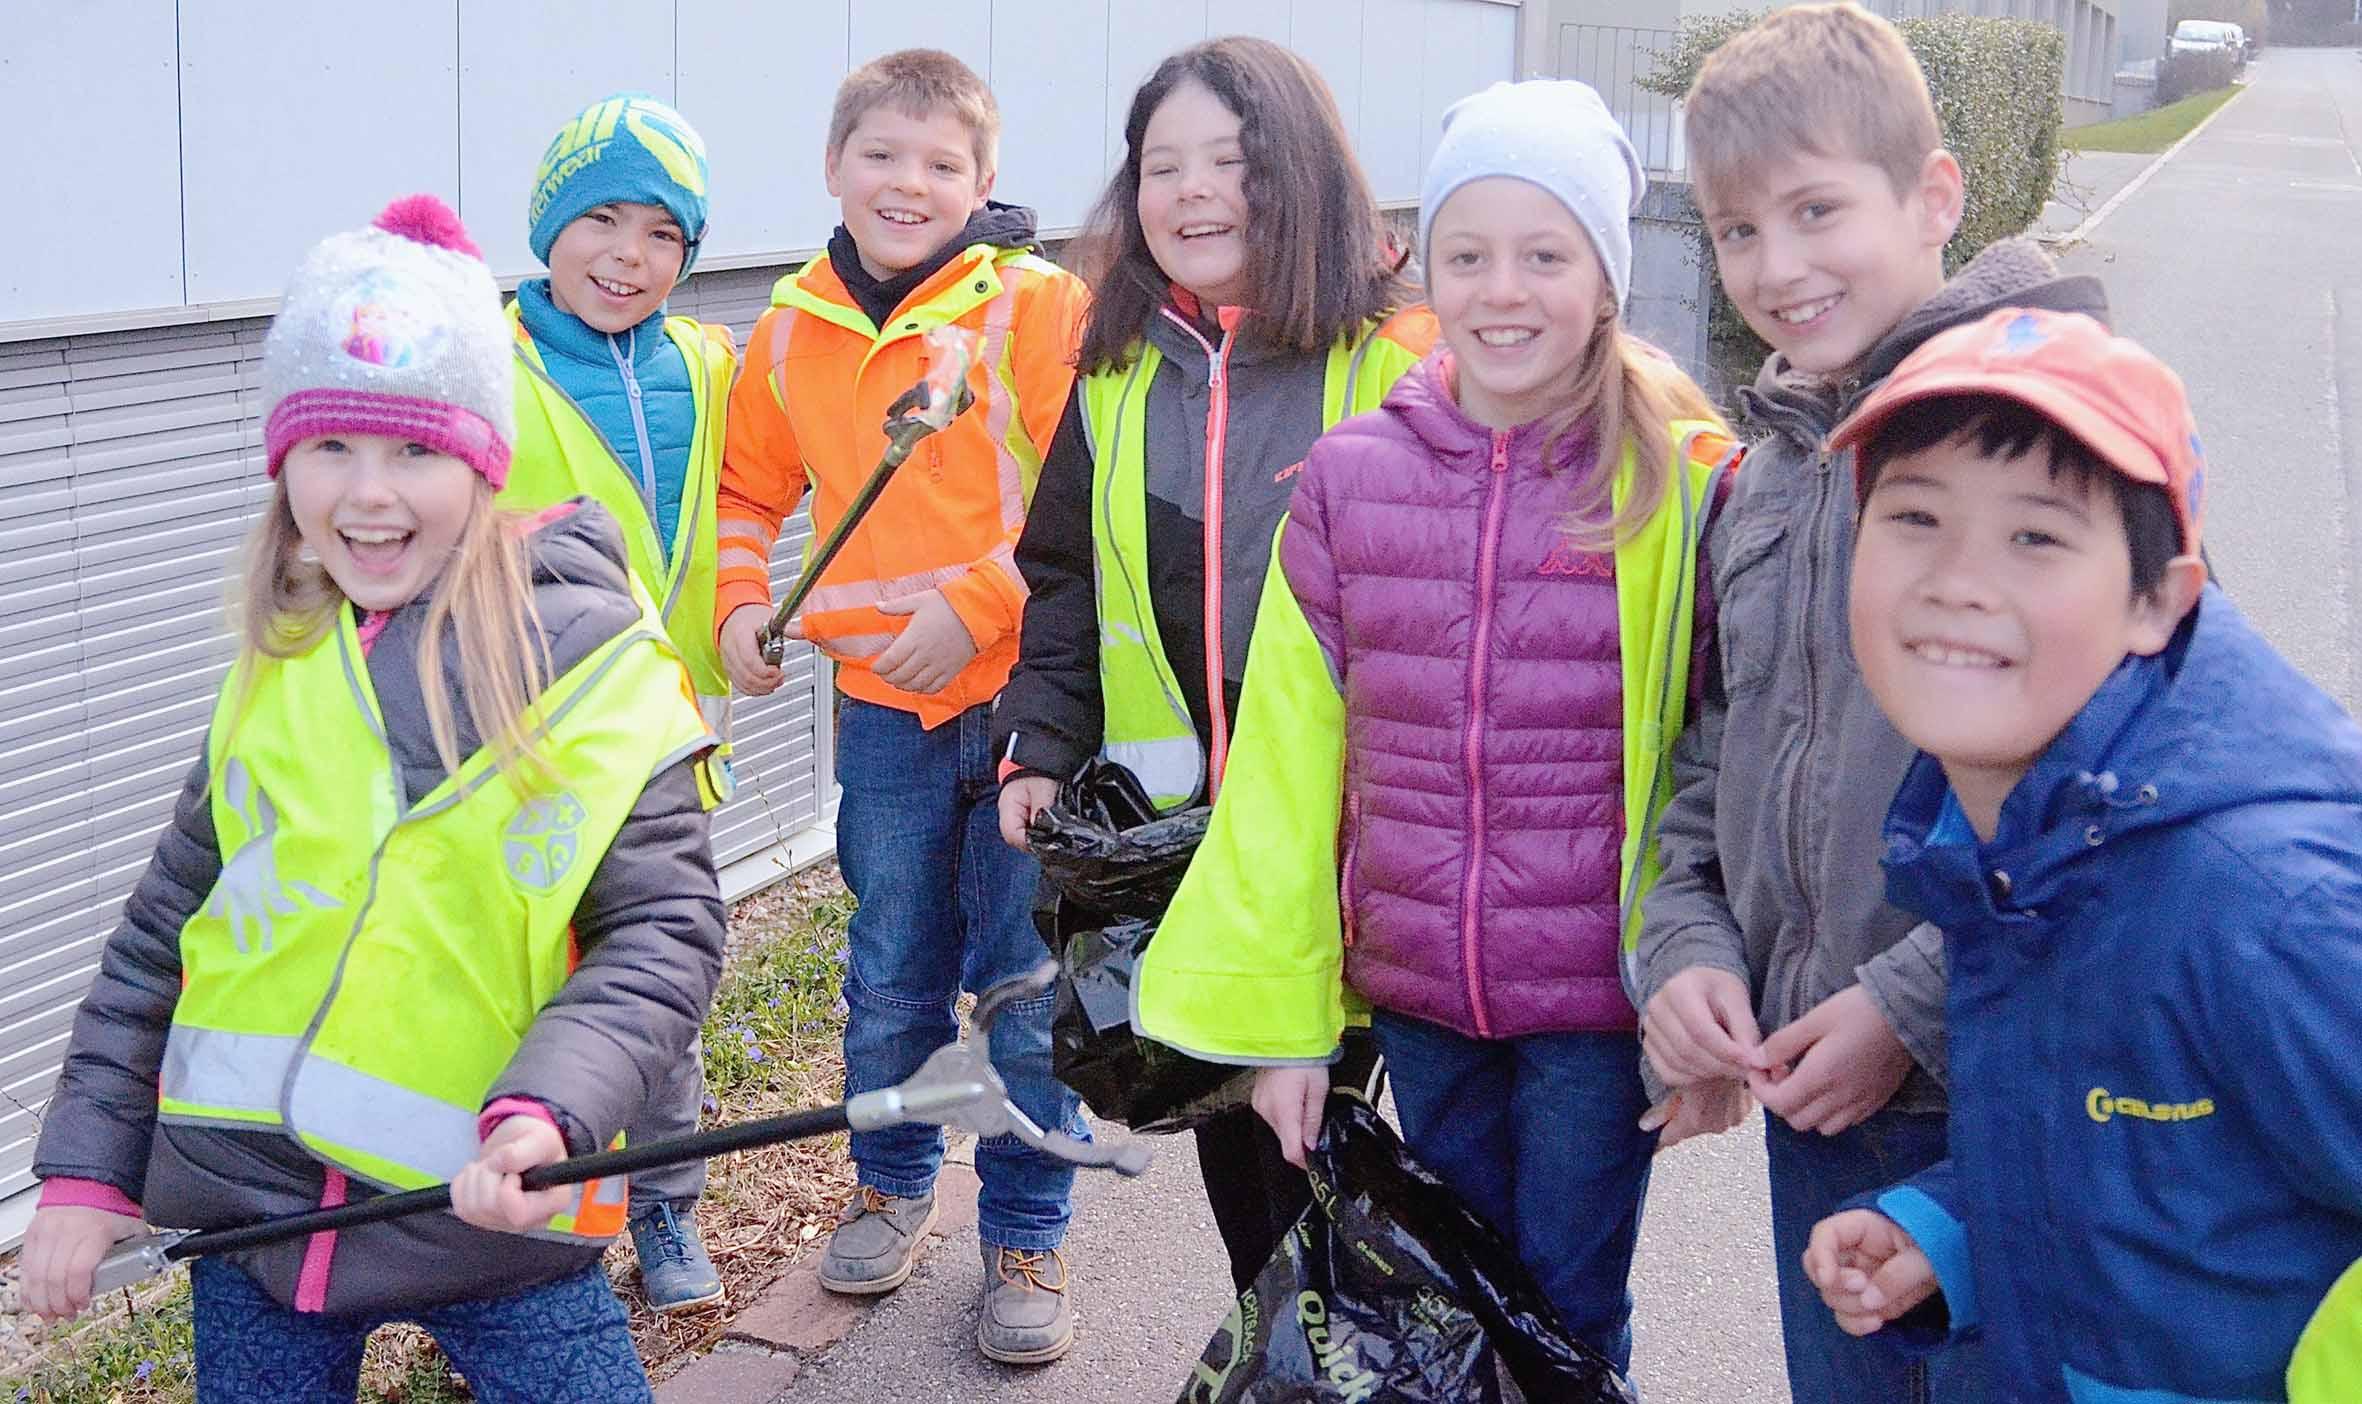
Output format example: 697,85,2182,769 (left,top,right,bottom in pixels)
991,36,1438,1292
